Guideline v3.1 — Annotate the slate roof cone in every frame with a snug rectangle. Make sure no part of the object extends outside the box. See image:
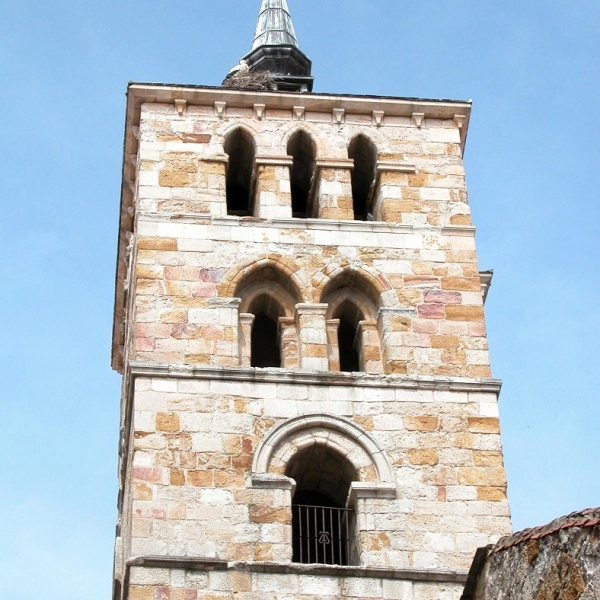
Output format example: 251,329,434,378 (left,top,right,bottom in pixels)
224,0,314,92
